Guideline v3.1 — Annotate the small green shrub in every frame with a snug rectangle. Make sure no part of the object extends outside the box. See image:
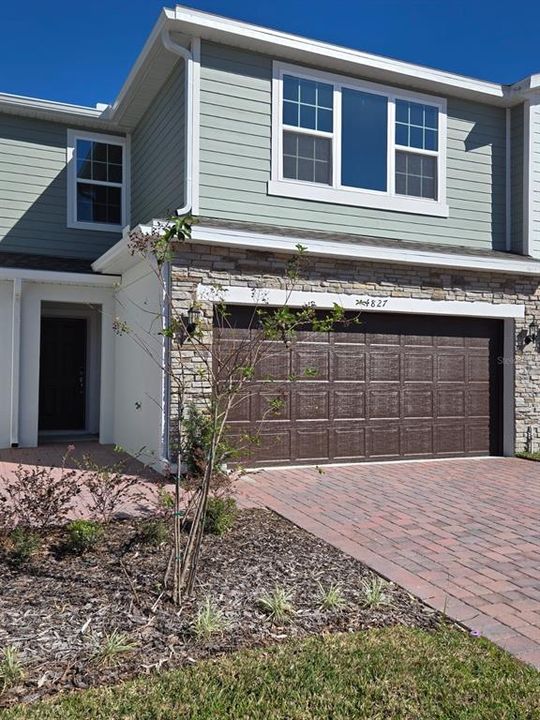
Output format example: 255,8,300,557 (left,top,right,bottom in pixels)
193,597,228,639
360,577,390,609
258,587,295,623
317,581,347,611
0,646,24,693
204,496,237,535
92,630,137,667
138,518,169,546
8,528,41,565
66,519,103,554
